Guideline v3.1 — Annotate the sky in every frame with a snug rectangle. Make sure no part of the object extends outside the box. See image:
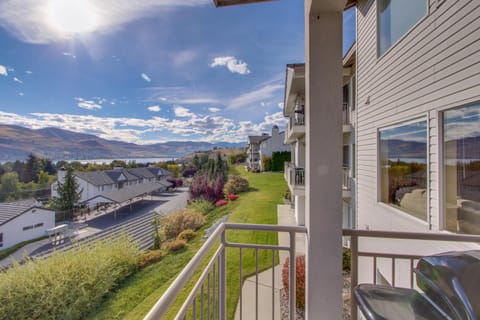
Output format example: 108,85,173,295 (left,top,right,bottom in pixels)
0,0,356,145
